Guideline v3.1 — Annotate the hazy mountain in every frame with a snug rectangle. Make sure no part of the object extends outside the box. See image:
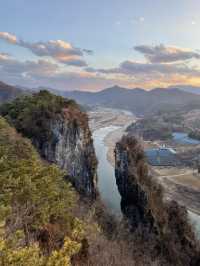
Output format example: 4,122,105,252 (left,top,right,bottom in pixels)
64,85,200,115
169,85,200,95
2,81,200,115
0,81,29,103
